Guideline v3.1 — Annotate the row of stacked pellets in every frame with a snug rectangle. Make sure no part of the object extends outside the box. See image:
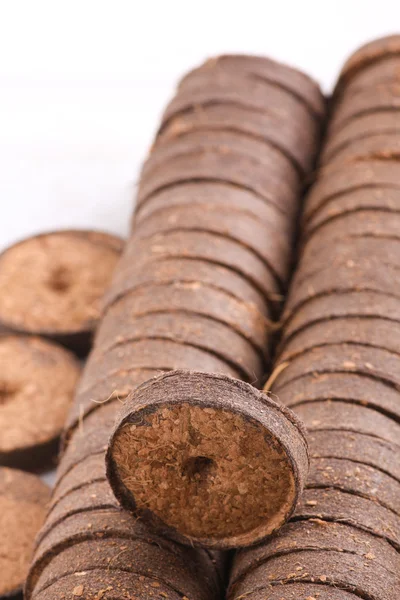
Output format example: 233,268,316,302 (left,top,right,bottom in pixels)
228,35,400,600
26,55,324,599
0,230,123,598
104,55,325,549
